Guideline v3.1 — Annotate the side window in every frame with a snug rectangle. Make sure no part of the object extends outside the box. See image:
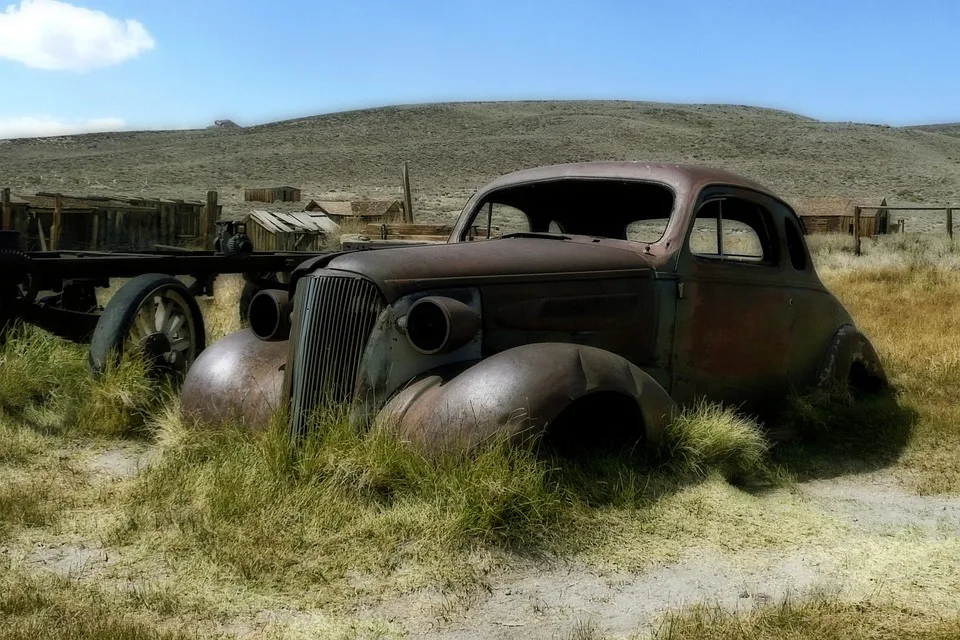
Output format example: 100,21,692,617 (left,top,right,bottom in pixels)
784,216,808,270
625,218,670,243
473,203,531,240
688,197,778,265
